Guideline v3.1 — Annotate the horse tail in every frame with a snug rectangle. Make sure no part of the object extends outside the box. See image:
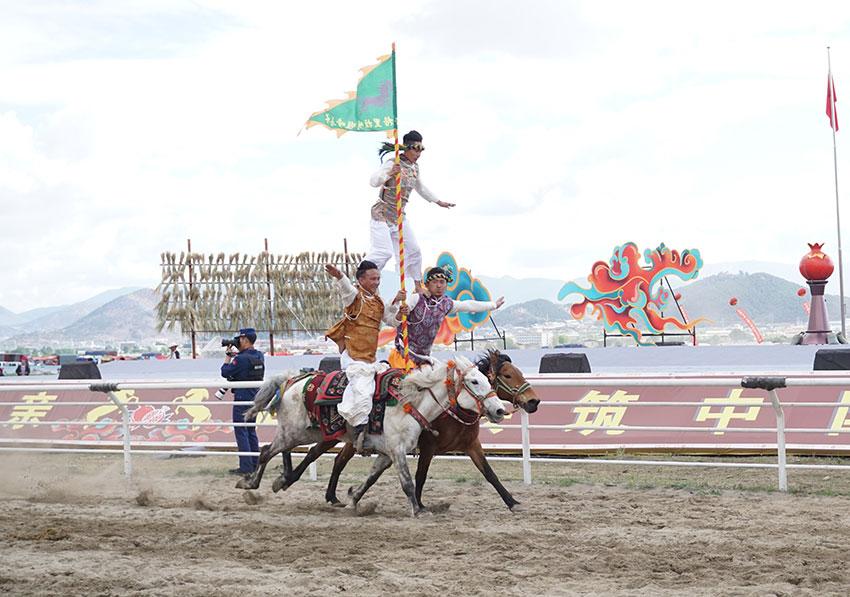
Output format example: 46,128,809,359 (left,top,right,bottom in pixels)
245,373,295,420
